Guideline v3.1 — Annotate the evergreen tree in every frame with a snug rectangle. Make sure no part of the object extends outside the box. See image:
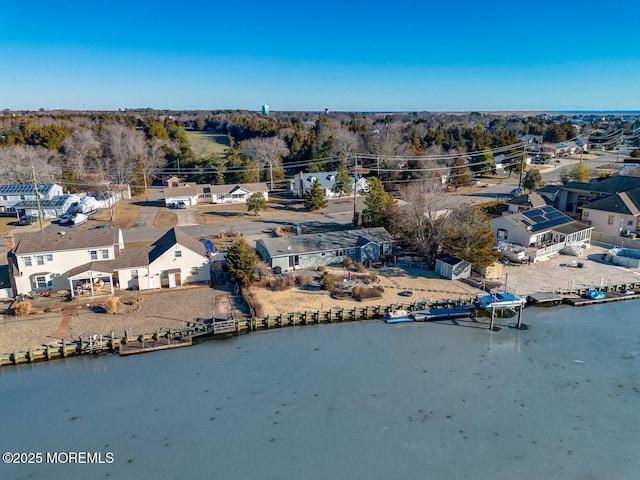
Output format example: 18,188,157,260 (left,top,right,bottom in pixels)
569,162,591,183
448,157,473,191
226,240,258,287
522,168,545,192
132,155,146,196
247,192,267,216
304,179,328,211
441,208,500,268
362,176,394,228
331,169,352,202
